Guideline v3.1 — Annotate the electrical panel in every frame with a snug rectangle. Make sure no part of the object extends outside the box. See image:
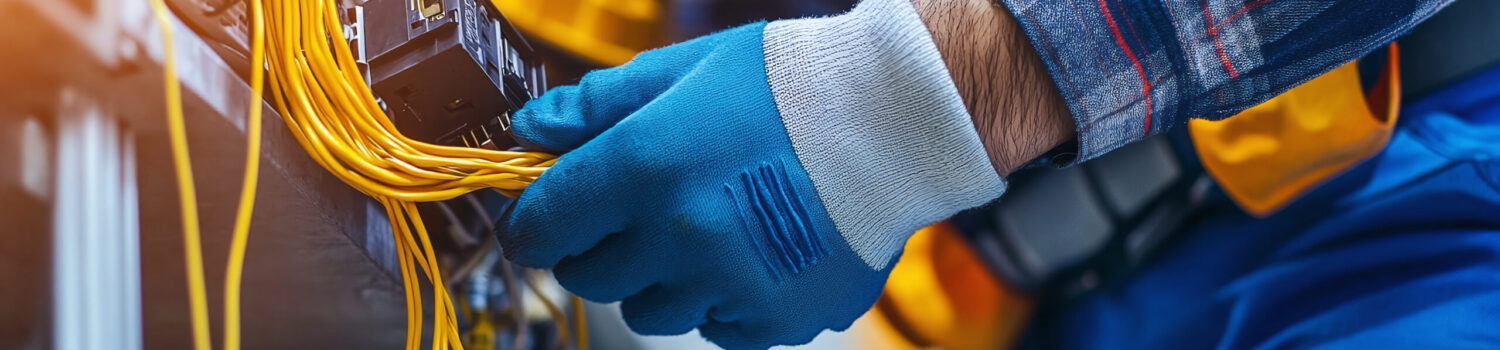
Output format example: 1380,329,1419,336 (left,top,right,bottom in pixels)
362,0,547,149
162,0,548,149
